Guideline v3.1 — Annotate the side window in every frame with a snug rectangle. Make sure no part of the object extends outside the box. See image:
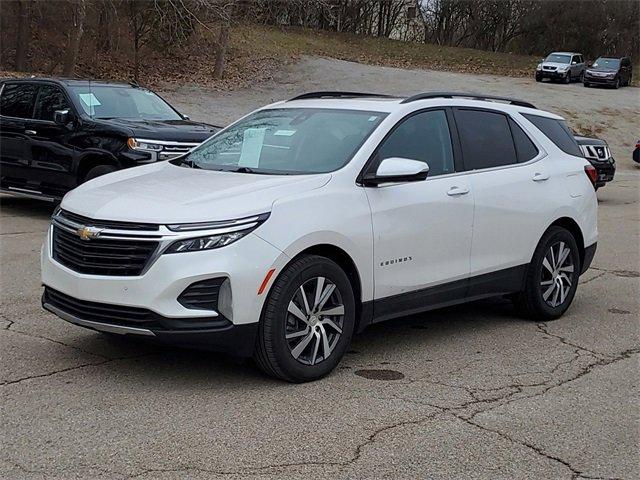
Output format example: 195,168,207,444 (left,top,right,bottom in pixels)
0,83,38,119
522,113,582,157
454,109,518,170
34,85,71,122
509,119,539,163
376,110,454,177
